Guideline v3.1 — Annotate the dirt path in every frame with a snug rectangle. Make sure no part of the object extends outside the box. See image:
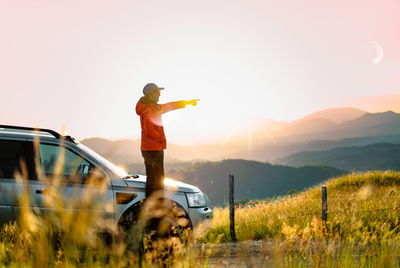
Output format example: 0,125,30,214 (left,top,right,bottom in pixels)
196,240,276,267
